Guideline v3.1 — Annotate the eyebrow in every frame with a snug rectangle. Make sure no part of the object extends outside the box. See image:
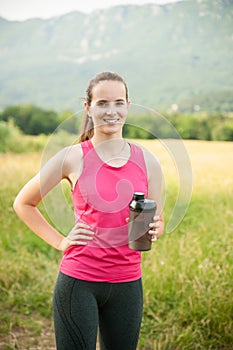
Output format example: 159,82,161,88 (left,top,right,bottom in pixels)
96,98,126,103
